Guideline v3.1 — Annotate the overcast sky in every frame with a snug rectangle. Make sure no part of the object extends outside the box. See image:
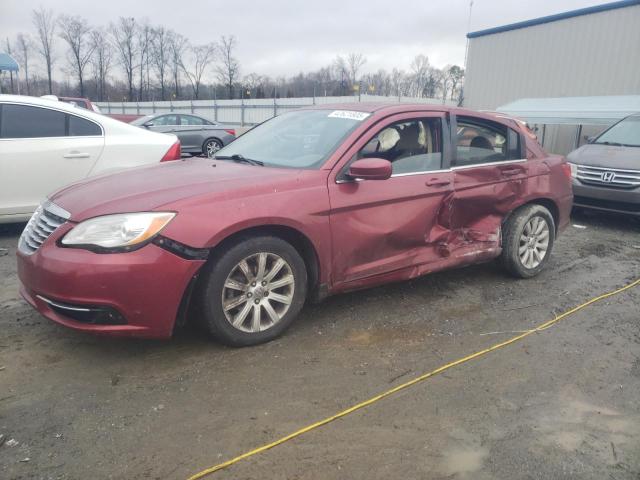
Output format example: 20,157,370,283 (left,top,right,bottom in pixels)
2,0,605,79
